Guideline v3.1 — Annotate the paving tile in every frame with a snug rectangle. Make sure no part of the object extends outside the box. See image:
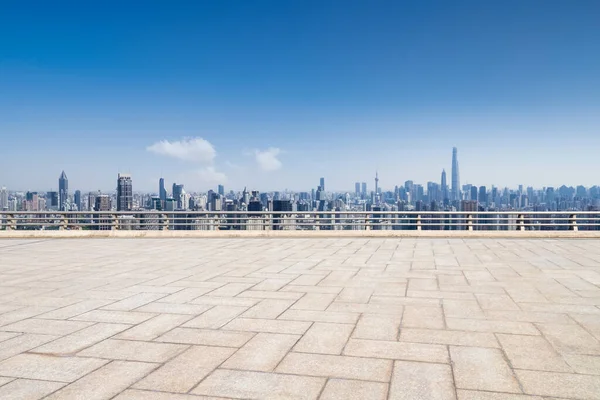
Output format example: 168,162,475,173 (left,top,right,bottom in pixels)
0,332,19,343
0,333,59,361
278,309,359,324
223,333,298,371
114,389,221,400
0,318,92,336
335,288,373,303
353,314,402,340
344,338,449,363
328,301,404,315
408,290,474,300
483,310,572,324
223,317,312,334
134,345,235,392
157,287,218,304
408,278,438,291
457,390,543,399
515,369,600,400
282,285,342,294
115,314,192,340
0,378,65,400
37,299,113,319
562,354,600,375
33,323,130,355
192,368,325,399
443,300,485,318
568,313,600,340
156,327,254,347
276,352,393,382
537,322,600,355
208,283,255,297
78,339,187,362
237,290,305,300
0,353,108,382
183,305,248,329
46,360,157,400
71,310,156,325
134,302,213,315
496,334,571,372
446,318,539,335
400,328,500,347
294,322,353,355
390,360,455,400
0,377,13,386
190,296,259,307
320,378,388,400
101,293,168,311
290,293,337,310
402,305,444,329
450,346,521,393
241,299,295,319
476,294,520,311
